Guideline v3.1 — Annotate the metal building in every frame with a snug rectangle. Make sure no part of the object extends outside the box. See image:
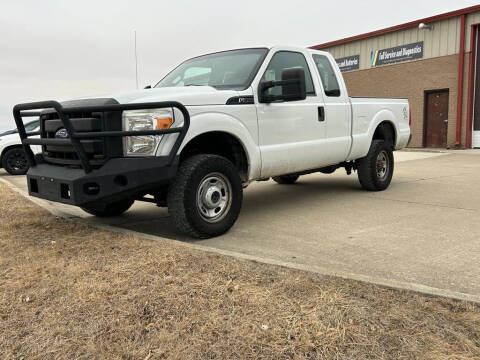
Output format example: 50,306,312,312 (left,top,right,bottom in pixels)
311,5,480,148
